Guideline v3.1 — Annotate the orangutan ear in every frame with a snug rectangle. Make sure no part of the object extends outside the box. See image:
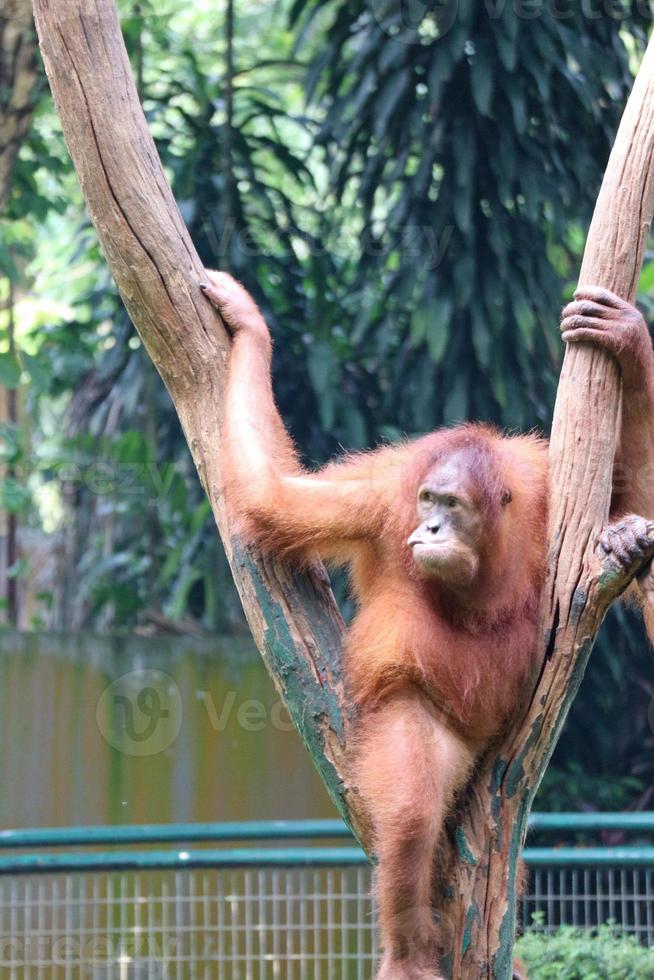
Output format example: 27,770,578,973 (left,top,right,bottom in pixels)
501,488,513,507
